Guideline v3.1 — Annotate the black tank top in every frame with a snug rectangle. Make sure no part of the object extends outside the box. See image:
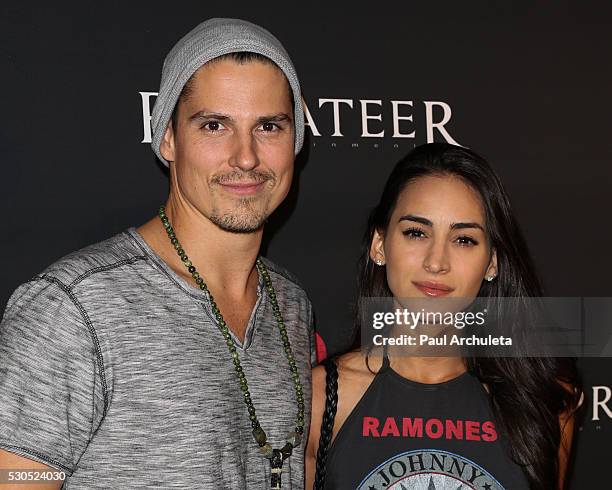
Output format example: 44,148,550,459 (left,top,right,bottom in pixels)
324,355,530,489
